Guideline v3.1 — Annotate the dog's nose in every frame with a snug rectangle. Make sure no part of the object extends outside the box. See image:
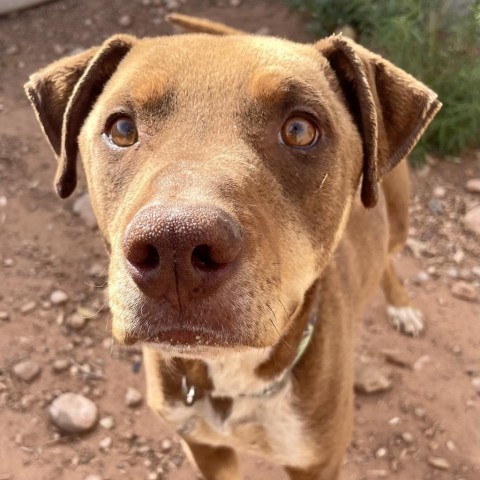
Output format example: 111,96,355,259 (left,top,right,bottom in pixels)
123,204,243,304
